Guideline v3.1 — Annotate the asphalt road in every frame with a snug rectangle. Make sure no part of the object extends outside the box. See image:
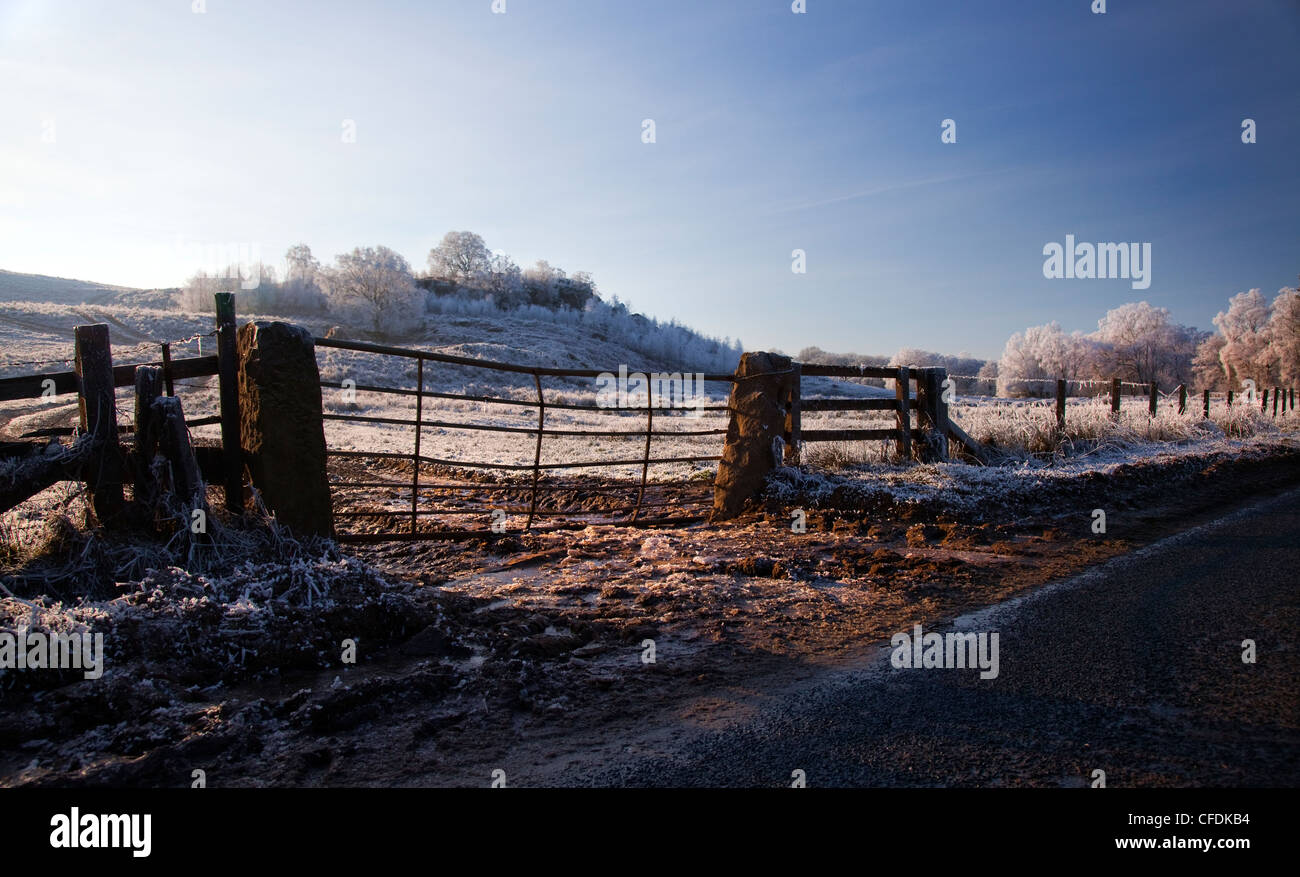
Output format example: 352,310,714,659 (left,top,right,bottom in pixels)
570,487,1300,787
